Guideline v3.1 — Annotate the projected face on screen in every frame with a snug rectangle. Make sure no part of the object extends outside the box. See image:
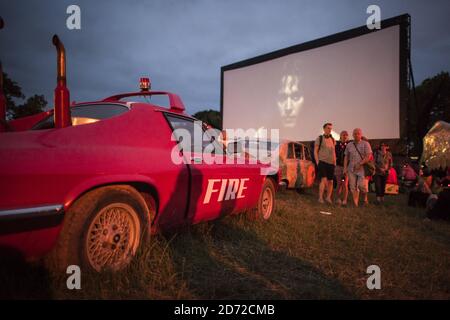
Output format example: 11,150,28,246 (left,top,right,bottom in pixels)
223,25,401,140
277,74,304,128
